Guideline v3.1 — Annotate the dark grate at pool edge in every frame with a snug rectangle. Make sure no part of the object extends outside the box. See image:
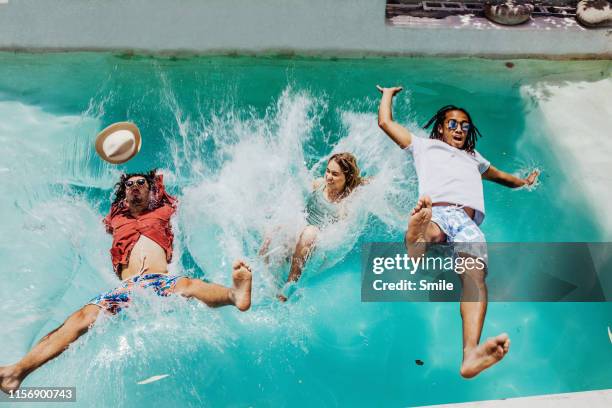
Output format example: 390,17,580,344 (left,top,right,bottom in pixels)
386,2,577,19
